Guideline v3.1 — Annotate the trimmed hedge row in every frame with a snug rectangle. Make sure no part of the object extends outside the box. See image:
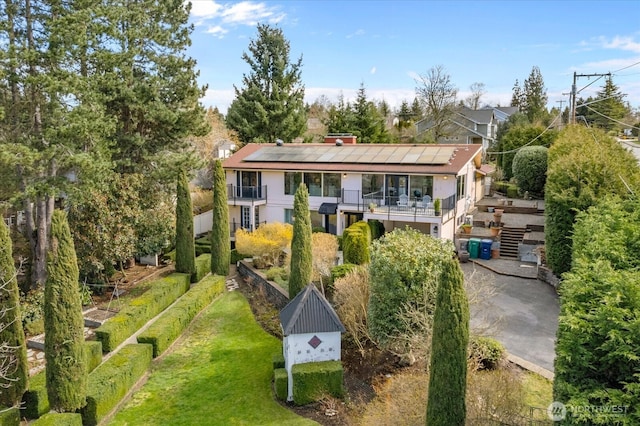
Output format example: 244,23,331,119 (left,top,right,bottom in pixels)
31,412,82,426
291,361,344,405
192,253,211,283
81,344,152,426
22,341,103,420
0,407,19,426
274,368,288,401
137,275,225,357
94,273,191,352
